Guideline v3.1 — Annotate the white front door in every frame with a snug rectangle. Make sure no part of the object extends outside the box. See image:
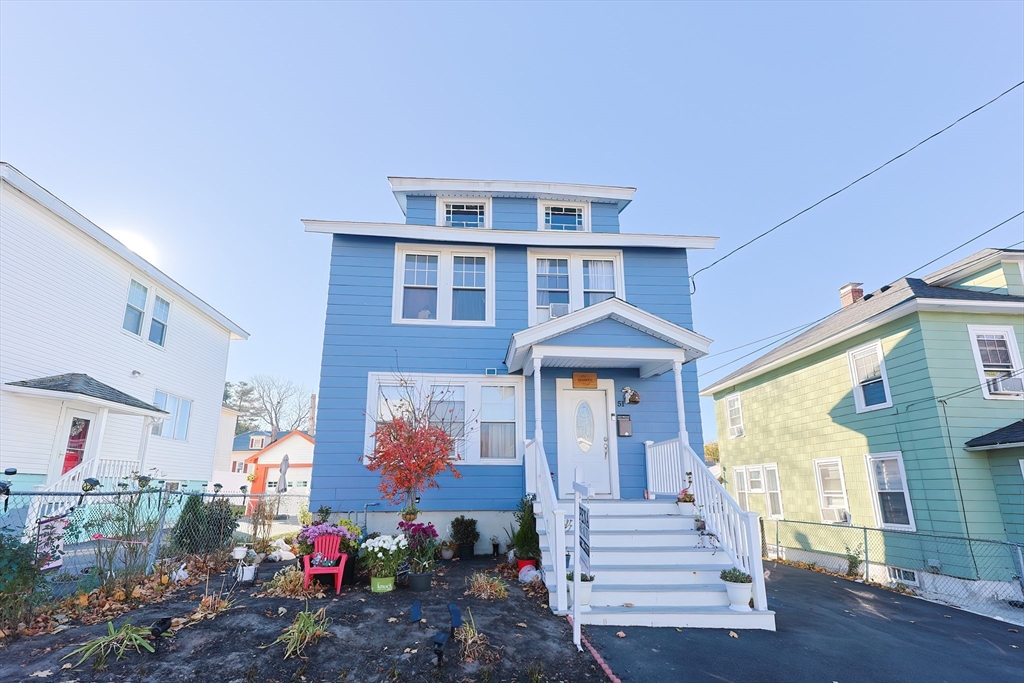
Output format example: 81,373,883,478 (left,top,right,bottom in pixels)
556,381,617,498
